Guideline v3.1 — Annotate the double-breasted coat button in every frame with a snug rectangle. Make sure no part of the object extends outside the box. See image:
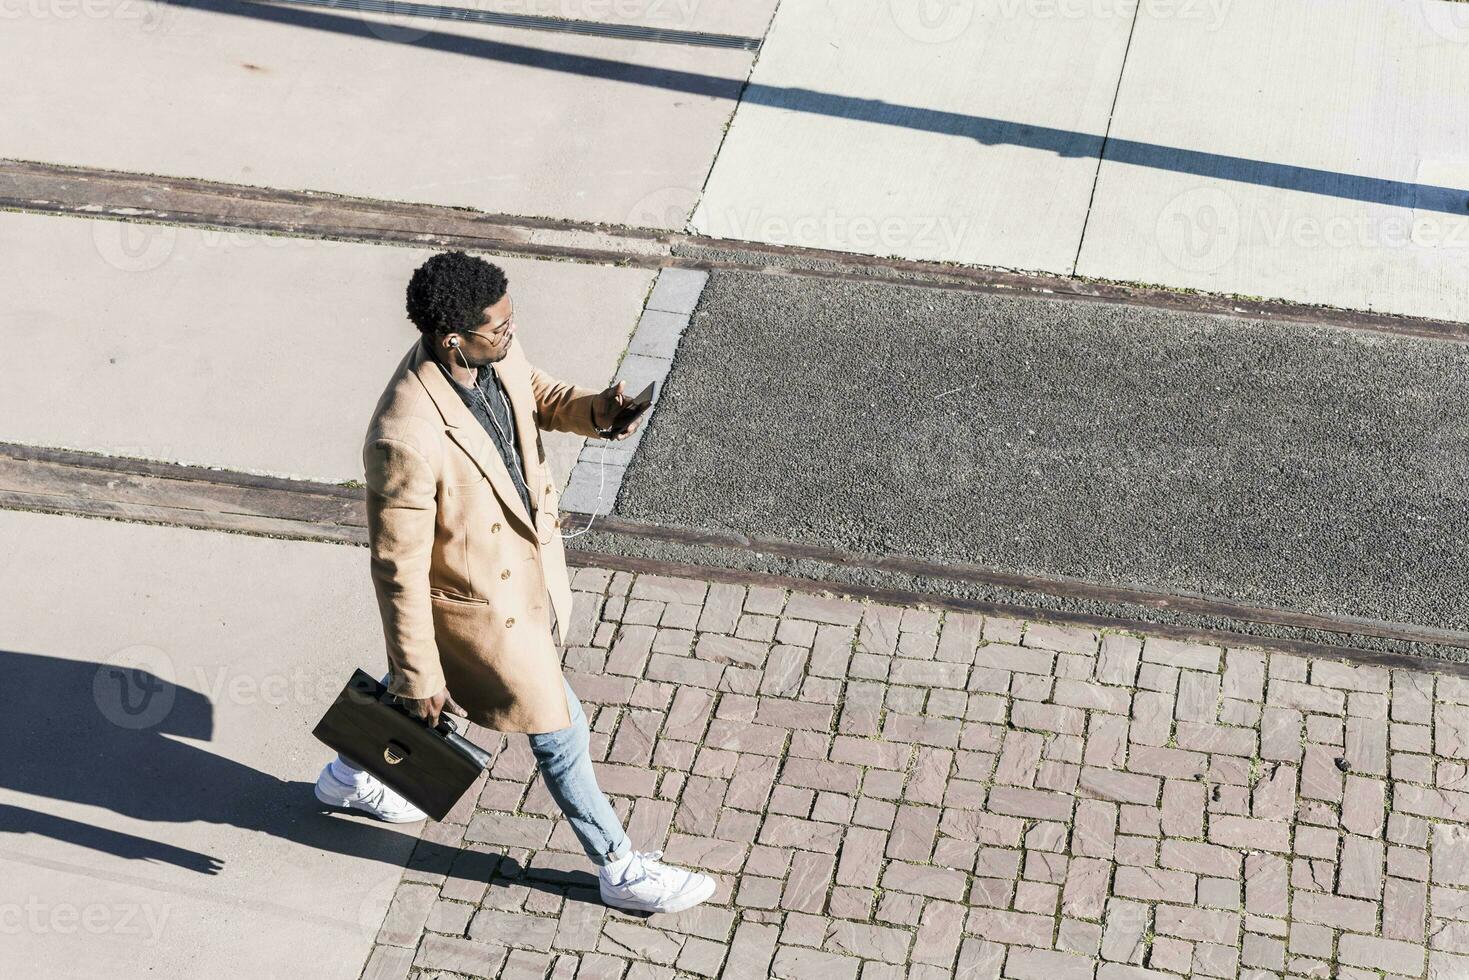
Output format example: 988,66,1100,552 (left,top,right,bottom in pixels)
500,569,511,580
505,617,515,628
490,522,501,533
